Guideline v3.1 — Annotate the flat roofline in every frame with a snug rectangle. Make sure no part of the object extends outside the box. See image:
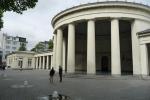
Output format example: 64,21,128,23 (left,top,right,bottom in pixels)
7,51,35,56
137,29,150,35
